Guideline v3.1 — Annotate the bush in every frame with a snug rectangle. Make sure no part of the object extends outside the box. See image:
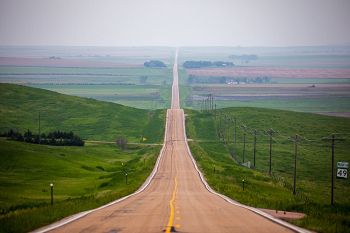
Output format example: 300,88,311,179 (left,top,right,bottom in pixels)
1,129,84,146
144,60,166,68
